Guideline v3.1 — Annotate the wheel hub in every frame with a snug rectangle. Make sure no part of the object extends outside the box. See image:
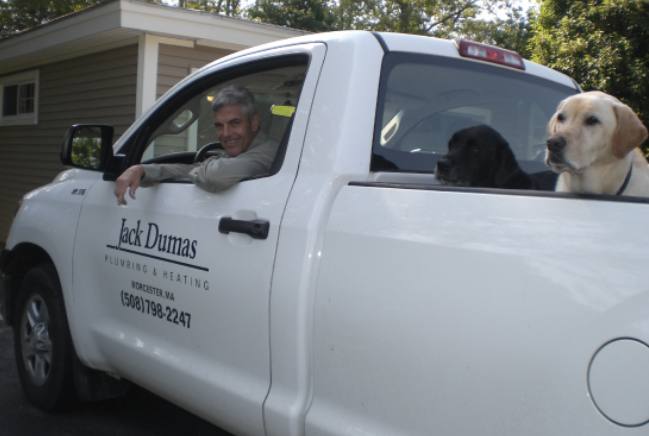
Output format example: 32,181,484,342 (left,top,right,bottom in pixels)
21,295,53,386
30,322,51,351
